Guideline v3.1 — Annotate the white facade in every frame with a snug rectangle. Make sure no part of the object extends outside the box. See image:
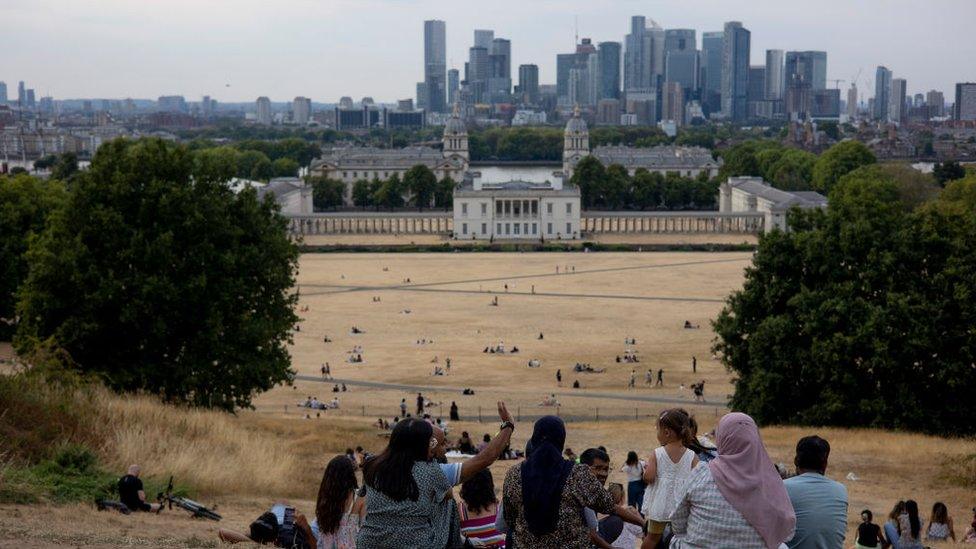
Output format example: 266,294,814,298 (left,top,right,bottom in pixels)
453,177,581,240
719,176,827,232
